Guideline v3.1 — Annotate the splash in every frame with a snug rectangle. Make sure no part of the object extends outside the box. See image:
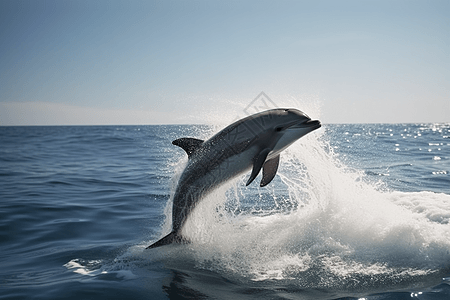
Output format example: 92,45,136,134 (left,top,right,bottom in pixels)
155,101,450,291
